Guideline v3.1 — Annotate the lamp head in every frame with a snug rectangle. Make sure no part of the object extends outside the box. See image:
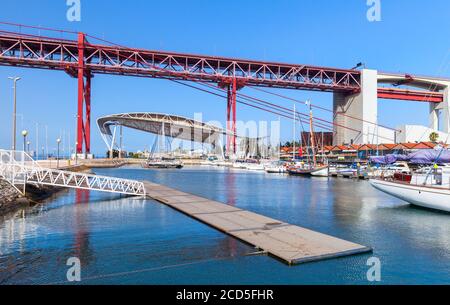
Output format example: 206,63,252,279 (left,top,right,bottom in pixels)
21,130,28,137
